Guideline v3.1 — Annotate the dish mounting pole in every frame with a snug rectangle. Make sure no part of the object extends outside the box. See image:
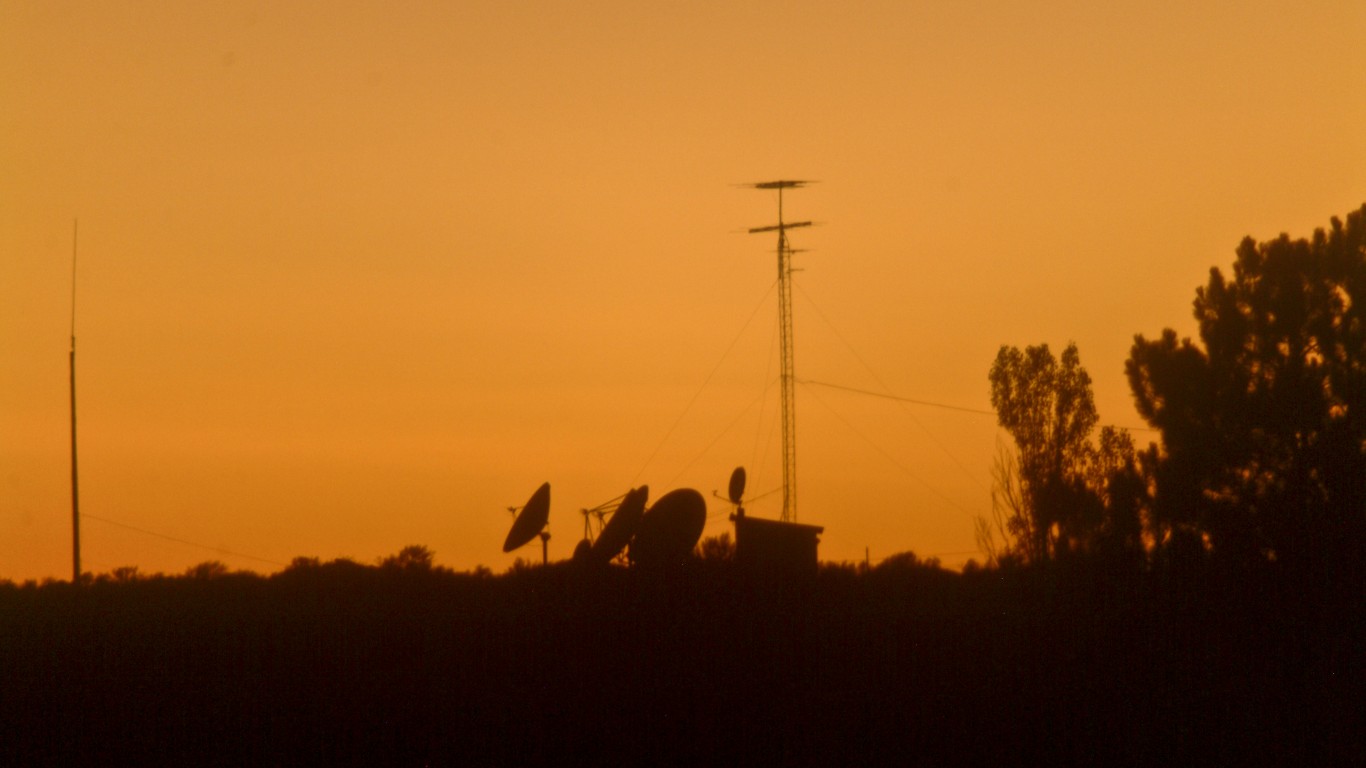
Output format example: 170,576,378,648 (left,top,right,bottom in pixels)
748,181,812,522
